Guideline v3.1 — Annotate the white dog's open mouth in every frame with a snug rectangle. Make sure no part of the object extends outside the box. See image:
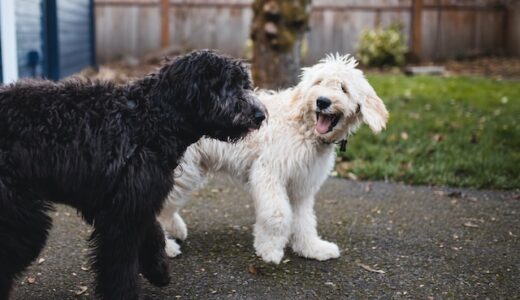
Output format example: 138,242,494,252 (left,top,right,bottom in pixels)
316,112,340,134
